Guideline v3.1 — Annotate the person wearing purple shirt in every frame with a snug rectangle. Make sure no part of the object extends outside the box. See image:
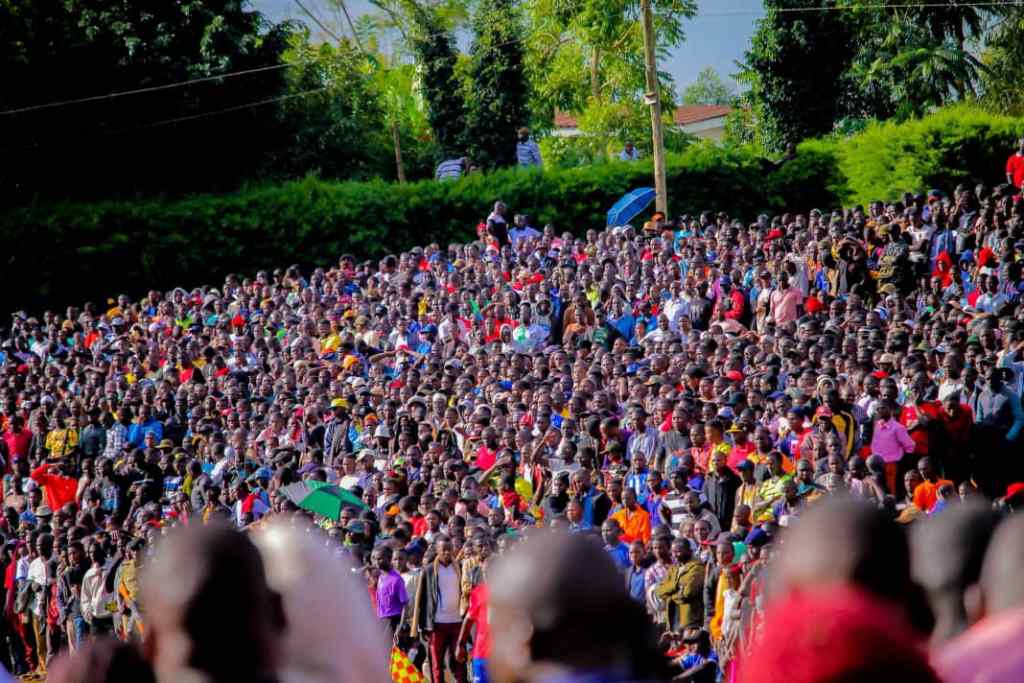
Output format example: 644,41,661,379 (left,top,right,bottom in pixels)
372,545,408,632
869,401,916,495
